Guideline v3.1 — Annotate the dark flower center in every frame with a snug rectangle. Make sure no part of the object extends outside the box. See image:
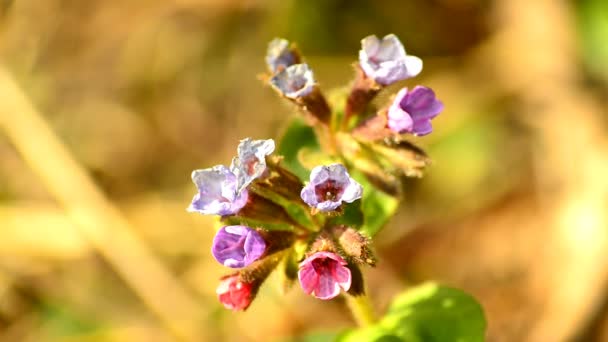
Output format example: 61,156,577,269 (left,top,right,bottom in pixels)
311,257,335,272
314,180,344,202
